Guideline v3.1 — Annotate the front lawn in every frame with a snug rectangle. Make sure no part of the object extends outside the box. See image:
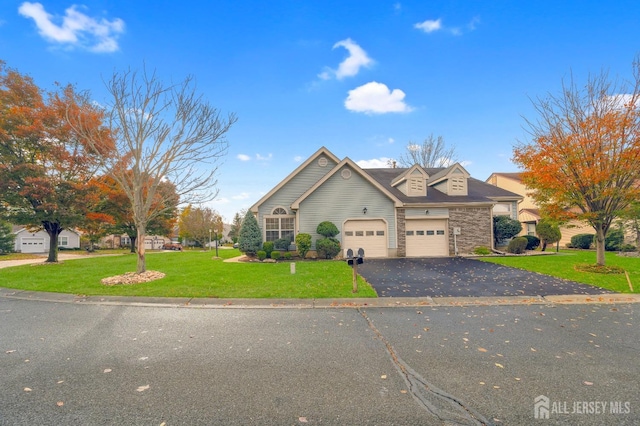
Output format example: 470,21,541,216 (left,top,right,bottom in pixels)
480,250,640,293
0,249,377,298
